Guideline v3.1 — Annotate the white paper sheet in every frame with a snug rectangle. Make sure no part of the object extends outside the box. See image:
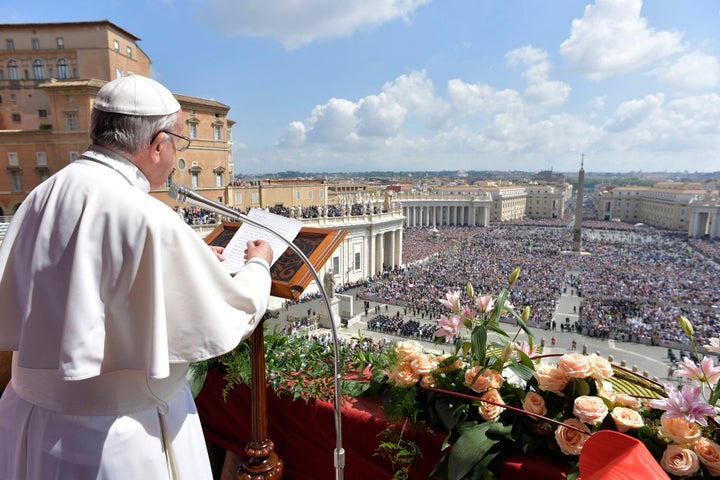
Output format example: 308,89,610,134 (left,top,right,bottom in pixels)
220,208,303,274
